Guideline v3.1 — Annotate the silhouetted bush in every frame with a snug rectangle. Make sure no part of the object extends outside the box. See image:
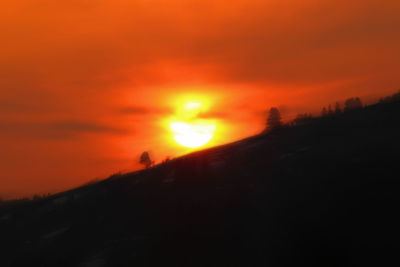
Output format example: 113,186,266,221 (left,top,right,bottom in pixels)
266,107,282,131
379,90,400,104
328,104,334,116
321,107,327,117
335,102,342,115
32,194,42,201
344,97,362,112
84,178,102,185
140,151,154,169
294,113,313,125
162,156,171,164
32,193,51,201
107,172,123,180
